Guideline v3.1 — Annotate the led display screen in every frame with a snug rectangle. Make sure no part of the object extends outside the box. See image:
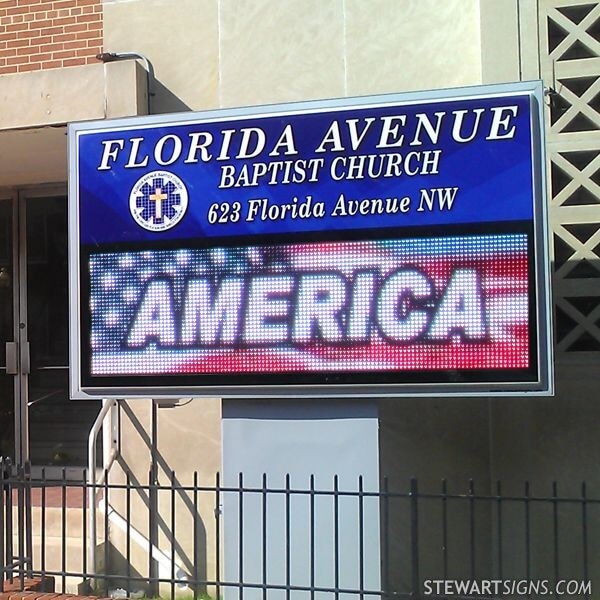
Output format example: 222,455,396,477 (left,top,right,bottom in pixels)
69,82,552,397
